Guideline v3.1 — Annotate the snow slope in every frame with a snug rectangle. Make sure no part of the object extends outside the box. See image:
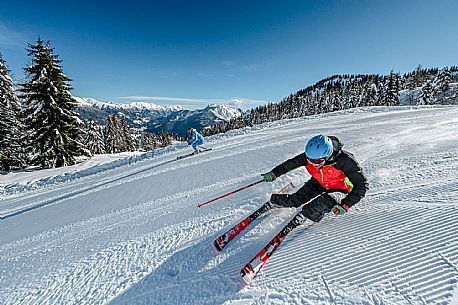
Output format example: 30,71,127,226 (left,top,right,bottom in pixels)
1,106,458,305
